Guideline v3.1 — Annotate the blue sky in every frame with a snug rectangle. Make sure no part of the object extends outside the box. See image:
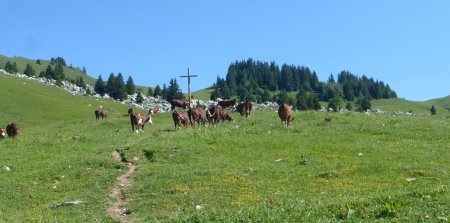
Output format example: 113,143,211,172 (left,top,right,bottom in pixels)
2,0,449,101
